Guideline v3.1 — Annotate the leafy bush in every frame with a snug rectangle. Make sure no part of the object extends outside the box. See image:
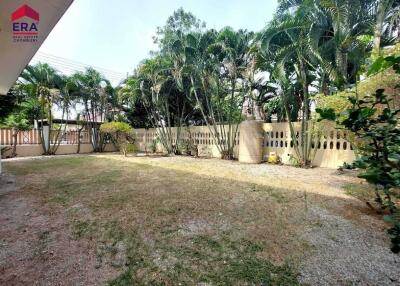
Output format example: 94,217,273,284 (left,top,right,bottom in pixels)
100,121,133,134
100,122,134,156
148,138,159,153
126,143,136,154
2,113,32,157
317,56,400,253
